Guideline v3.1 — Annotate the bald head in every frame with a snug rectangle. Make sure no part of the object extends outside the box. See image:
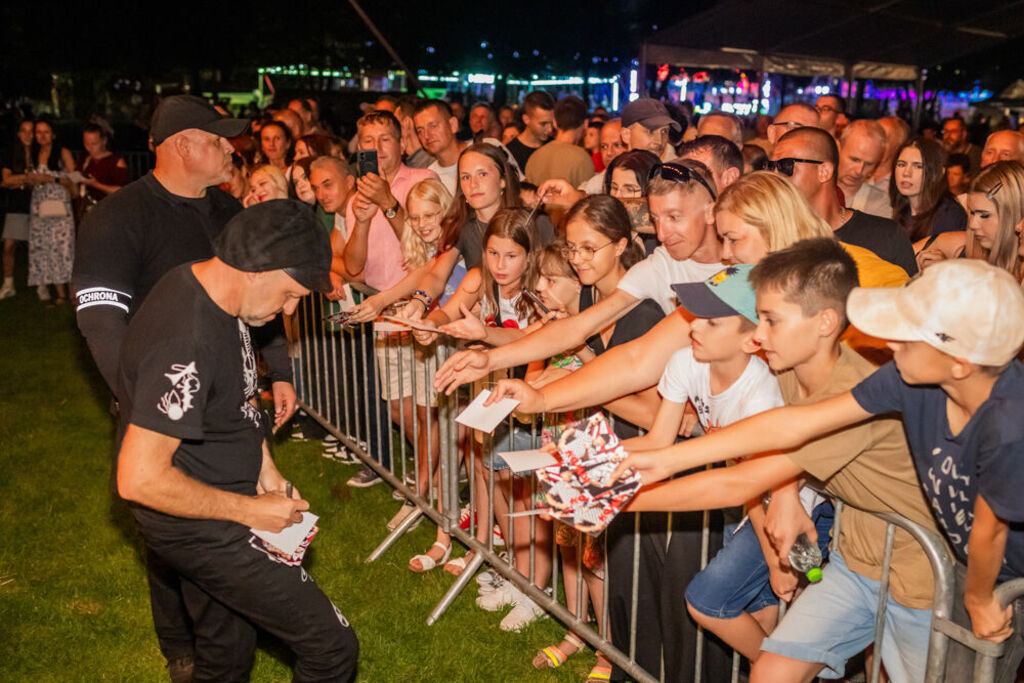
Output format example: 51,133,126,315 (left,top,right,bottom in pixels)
697,112,744,148
779,127,838,168
768,103,820,146
981,130,1024,168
